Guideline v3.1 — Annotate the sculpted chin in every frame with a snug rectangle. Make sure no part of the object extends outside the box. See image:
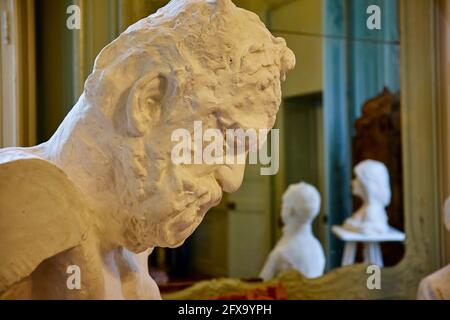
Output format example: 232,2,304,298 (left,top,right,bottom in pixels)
0,0,295,299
